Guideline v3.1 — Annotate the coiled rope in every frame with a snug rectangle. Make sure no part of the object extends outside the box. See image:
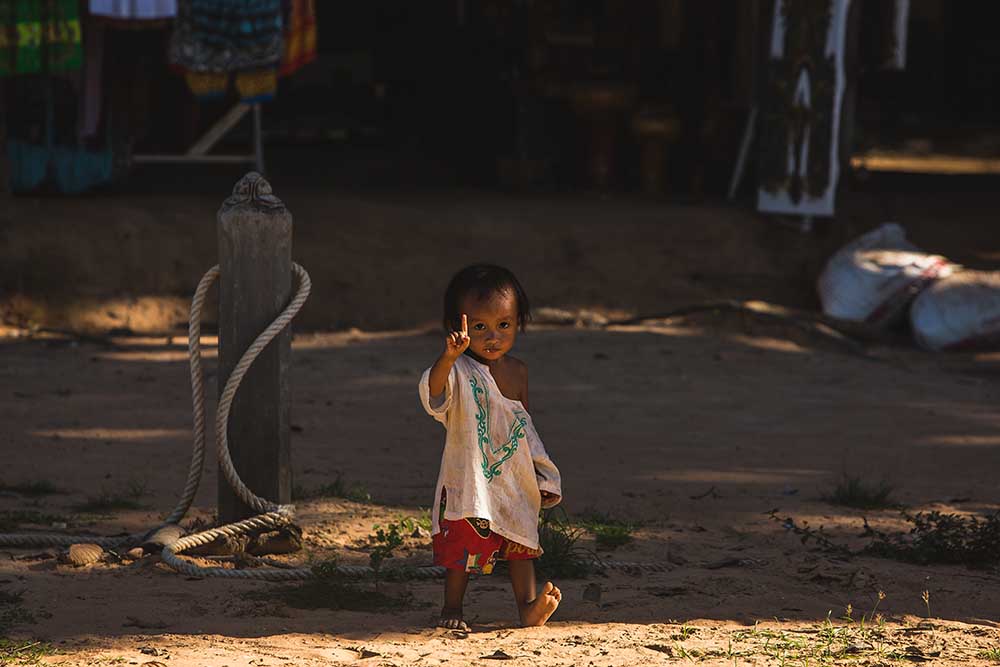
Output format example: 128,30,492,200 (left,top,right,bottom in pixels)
0,264,671,579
